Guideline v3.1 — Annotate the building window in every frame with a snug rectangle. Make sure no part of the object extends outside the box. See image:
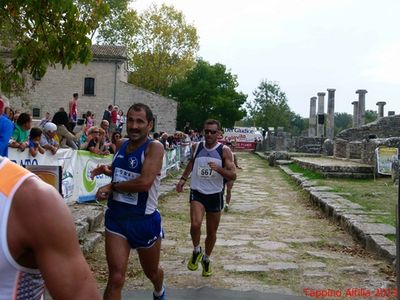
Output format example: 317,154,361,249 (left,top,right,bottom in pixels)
32,107,41,118
84,77,95,95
